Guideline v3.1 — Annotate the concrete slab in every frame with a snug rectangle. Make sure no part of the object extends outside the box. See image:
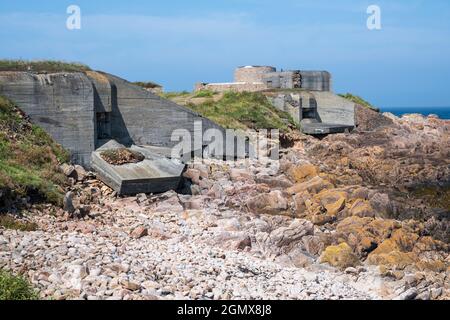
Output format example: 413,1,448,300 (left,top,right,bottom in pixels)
91,142,185,195
301,122,354,135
